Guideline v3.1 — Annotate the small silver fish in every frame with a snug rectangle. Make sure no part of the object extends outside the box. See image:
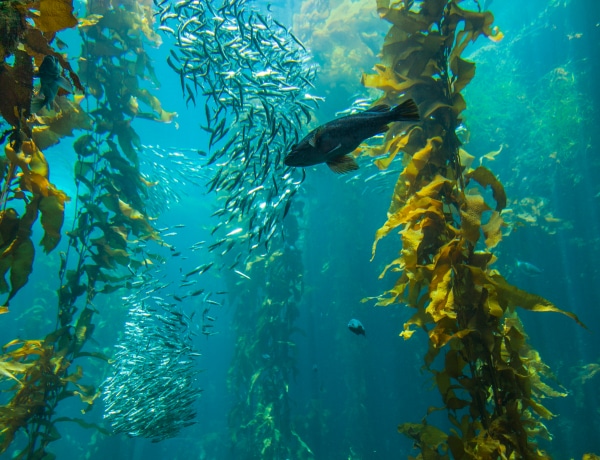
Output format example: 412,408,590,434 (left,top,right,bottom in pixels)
516,260,543,276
